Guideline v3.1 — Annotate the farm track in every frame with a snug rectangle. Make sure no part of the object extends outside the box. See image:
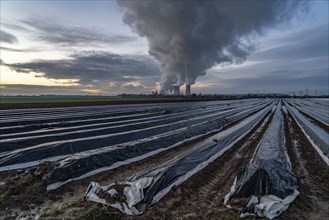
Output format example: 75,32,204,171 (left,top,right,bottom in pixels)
280,111,329,220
